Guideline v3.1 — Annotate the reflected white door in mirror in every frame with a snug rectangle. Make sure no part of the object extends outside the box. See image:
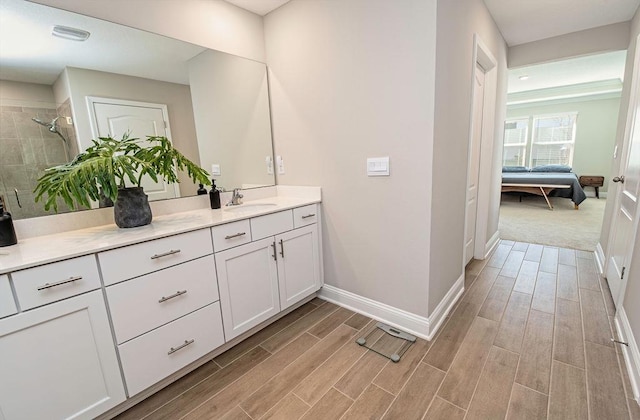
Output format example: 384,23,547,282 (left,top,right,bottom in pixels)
88,97,180,202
